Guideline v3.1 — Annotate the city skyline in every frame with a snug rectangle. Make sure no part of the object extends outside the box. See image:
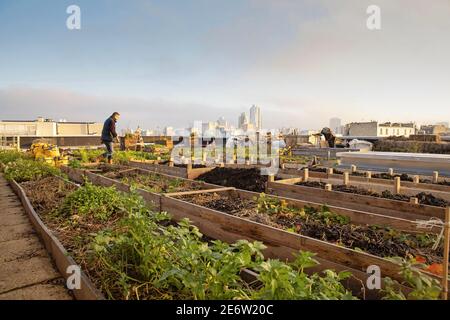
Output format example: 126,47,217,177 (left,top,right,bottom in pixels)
1,0,449,130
